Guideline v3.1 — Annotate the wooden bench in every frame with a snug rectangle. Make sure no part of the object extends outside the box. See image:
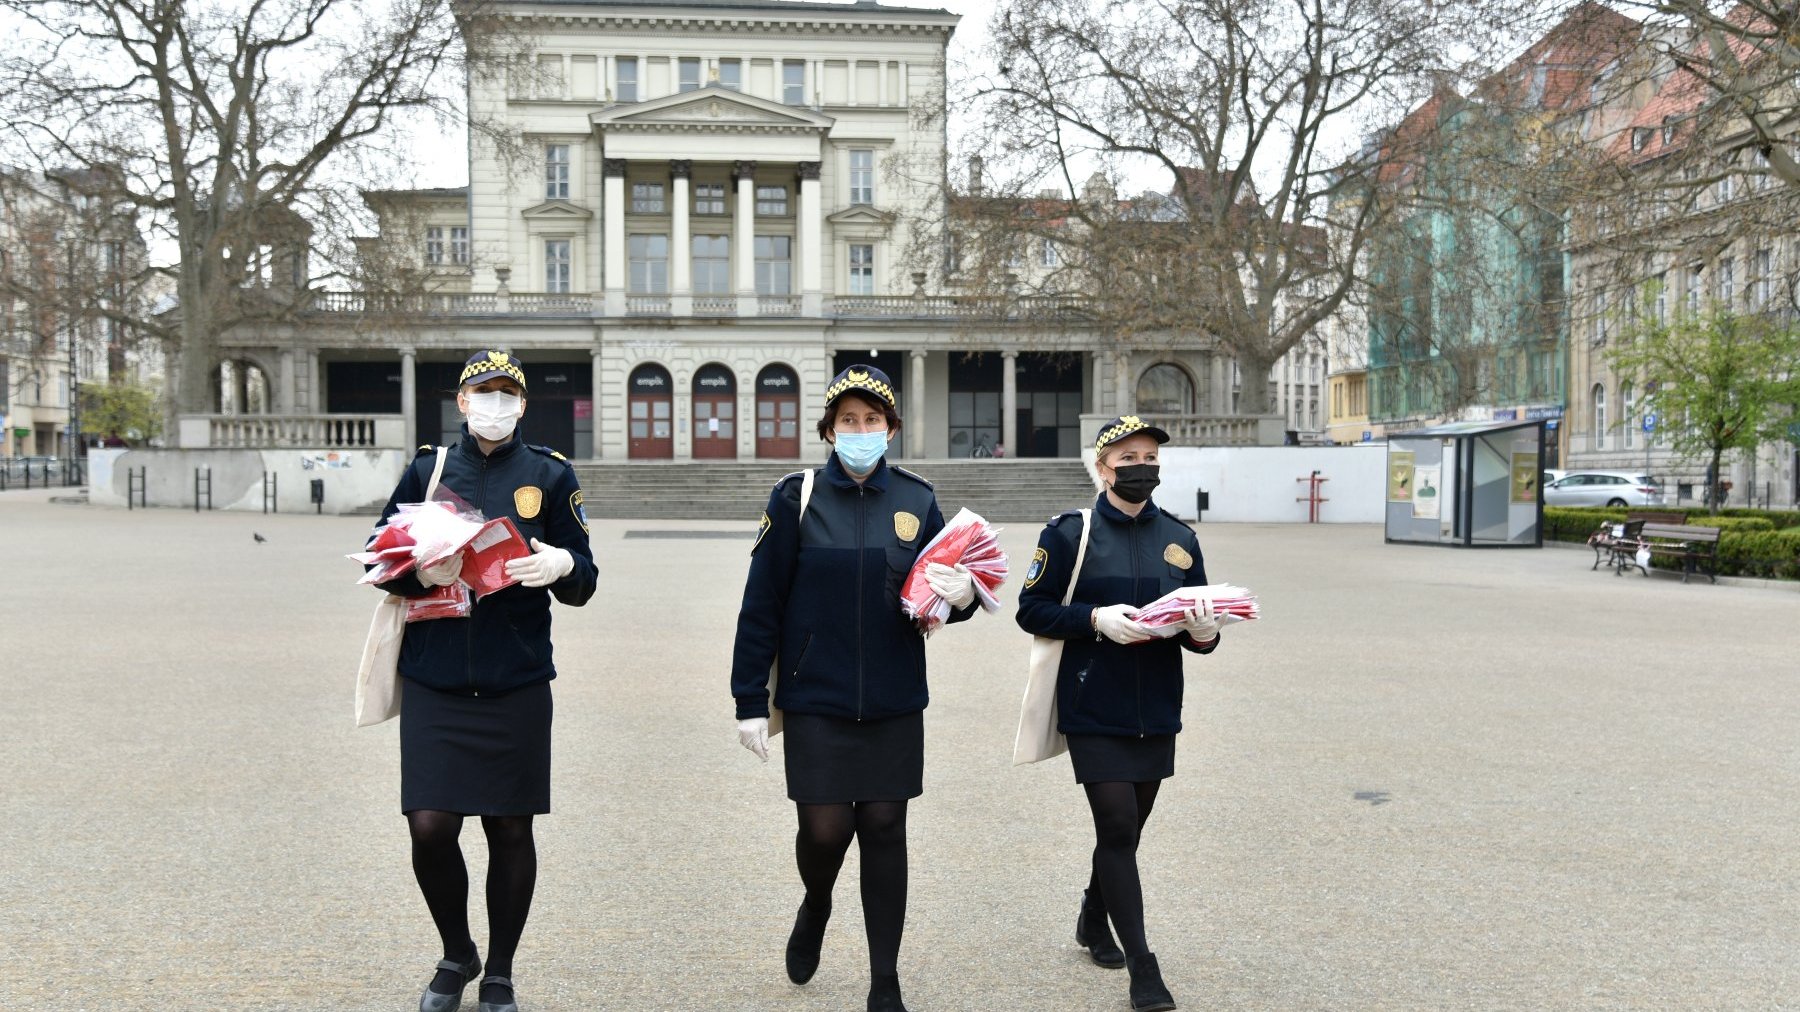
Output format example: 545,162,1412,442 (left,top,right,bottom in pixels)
1628,522,1721,583
1588,512,1688,574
